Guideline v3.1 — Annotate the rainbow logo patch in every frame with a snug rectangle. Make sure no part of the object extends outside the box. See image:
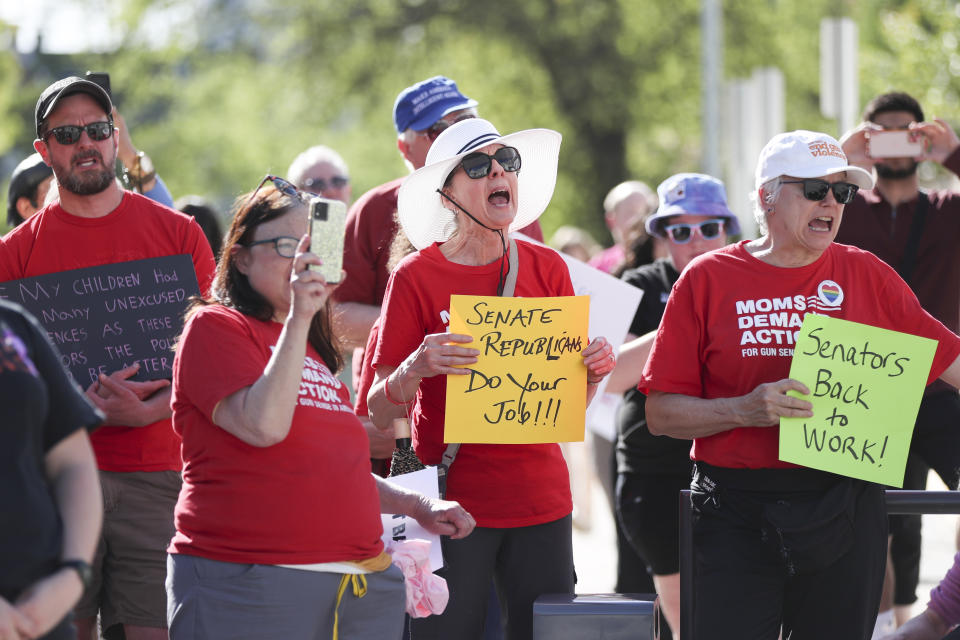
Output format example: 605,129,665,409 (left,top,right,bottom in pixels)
817,280,844,307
